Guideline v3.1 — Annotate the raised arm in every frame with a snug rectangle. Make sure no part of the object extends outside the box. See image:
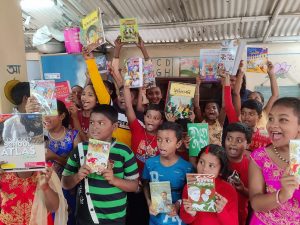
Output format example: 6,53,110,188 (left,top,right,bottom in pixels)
124,85,137,124
194,76,203,122
111,37,125,88
223,74,239,123
232,60,244,118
